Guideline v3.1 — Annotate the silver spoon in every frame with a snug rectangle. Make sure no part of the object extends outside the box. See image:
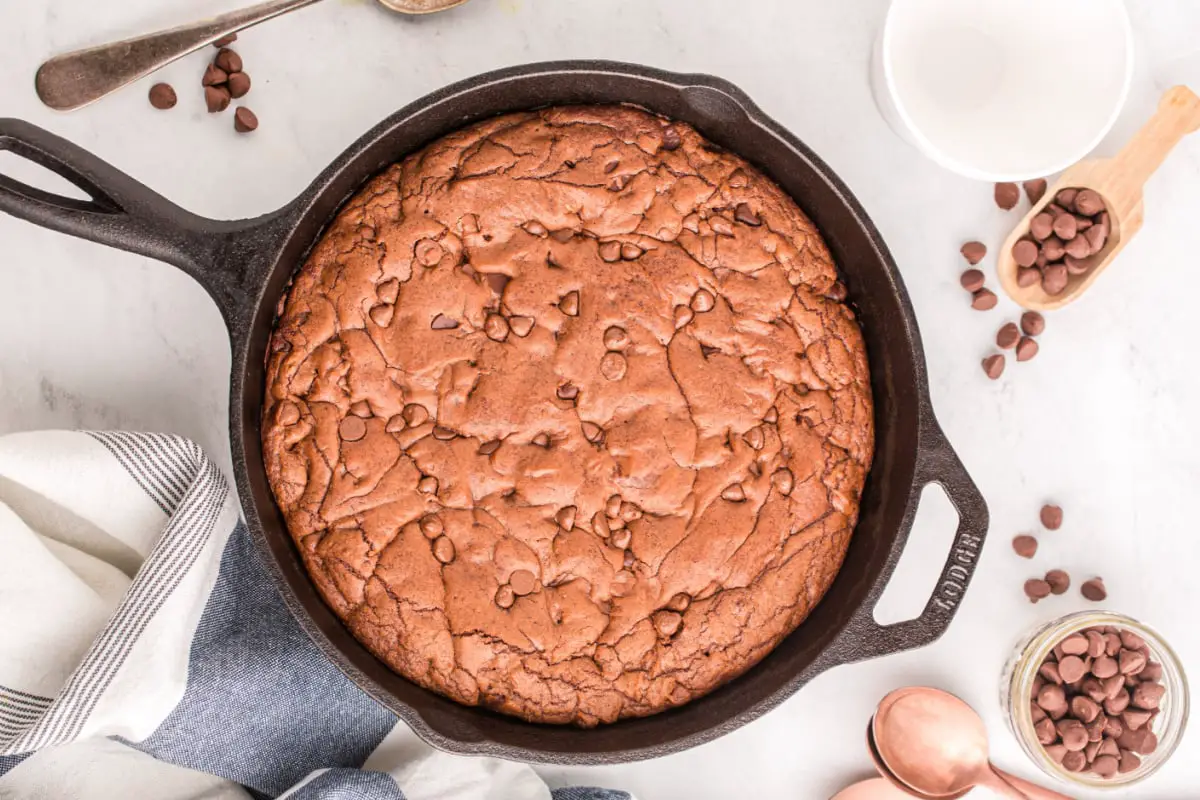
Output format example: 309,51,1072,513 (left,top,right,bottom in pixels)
36,0,469,111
